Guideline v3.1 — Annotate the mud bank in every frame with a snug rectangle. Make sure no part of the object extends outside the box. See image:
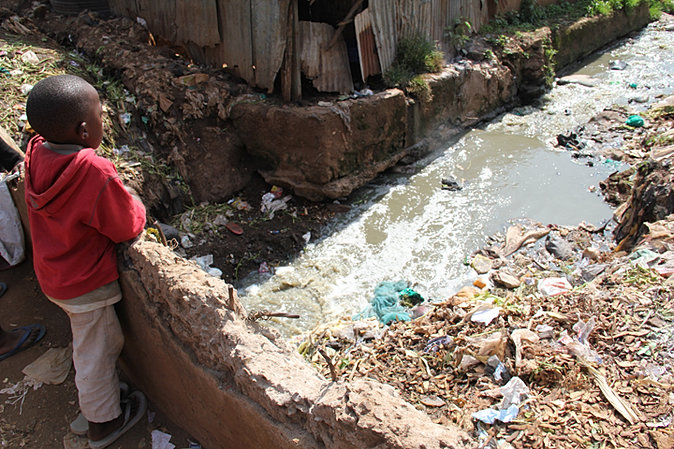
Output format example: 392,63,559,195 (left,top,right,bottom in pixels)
105,7,656,446
0,4,655,449
198,4,651,201
117,239,470,449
